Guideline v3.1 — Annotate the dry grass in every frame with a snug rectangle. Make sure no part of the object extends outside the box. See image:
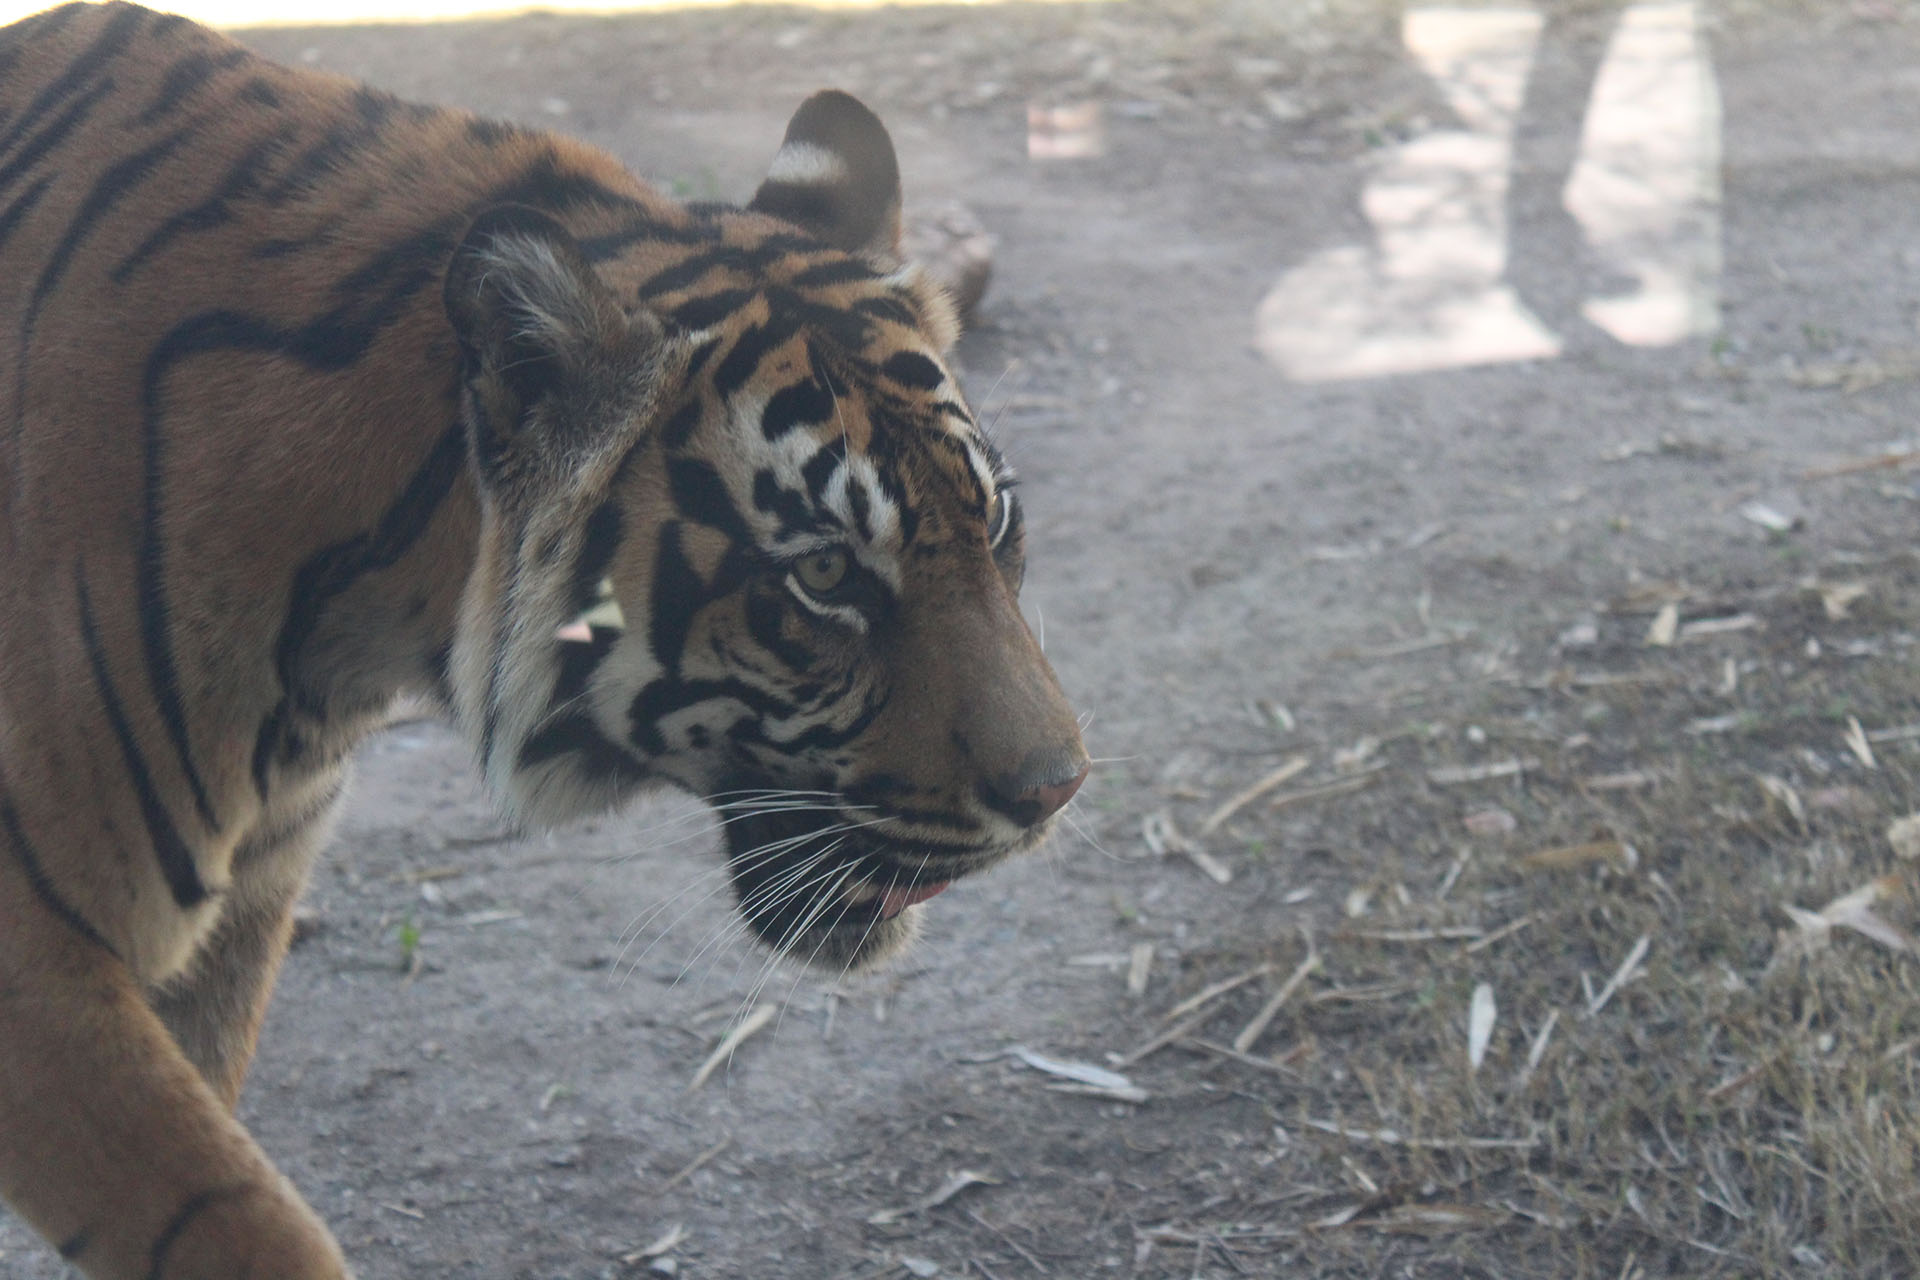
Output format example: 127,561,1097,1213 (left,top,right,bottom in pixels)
1116,558,1920,1277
